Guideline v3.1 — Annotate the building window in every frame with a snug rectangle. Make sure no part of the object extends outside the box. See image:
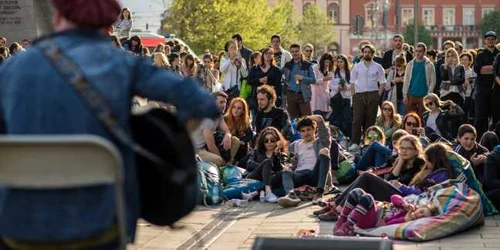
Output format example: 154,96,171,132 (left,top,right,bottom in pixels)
482,8,495,18
303,3,312,14
422,8,435,26
364,3,374,28
463,8,475,26
327,3,340,24
443,7,455,30
402,7,414,26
